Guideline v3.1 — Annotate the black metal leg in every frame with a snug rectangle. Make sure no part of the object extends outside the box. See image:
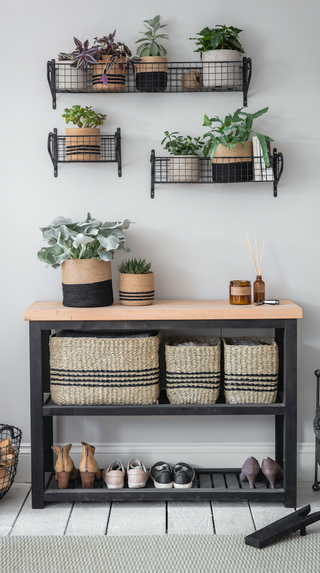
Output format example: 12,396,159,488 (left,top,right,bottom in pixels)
29,322,45,509
283,320,297,507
